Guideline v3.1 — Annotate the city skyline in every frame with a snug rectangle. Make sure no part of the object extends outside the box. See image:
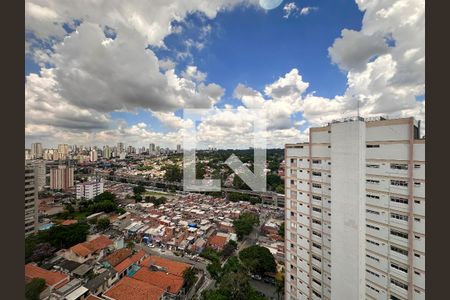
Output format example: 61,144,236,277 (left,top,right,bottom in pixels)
25,0,424,149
